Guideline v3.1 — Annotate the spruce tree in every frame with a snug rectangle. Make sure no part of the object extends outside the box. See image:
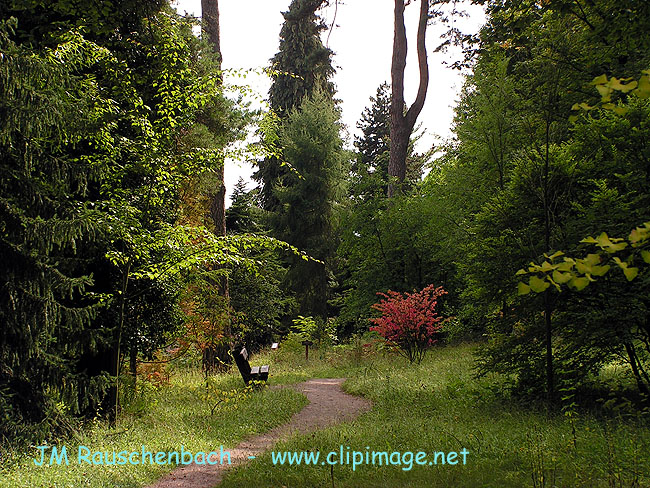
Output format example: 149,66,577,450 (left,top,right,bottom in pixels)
275,91,347,318
254,0,333,211
252,0,344,319
352,82,392,200
0,21,102,427
352,82,424,200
